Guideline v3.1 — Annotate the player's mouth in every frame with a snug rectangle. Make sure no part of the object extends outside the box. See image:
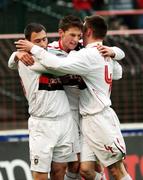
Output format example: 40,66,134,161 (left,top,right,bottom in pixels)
70,42,78,47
